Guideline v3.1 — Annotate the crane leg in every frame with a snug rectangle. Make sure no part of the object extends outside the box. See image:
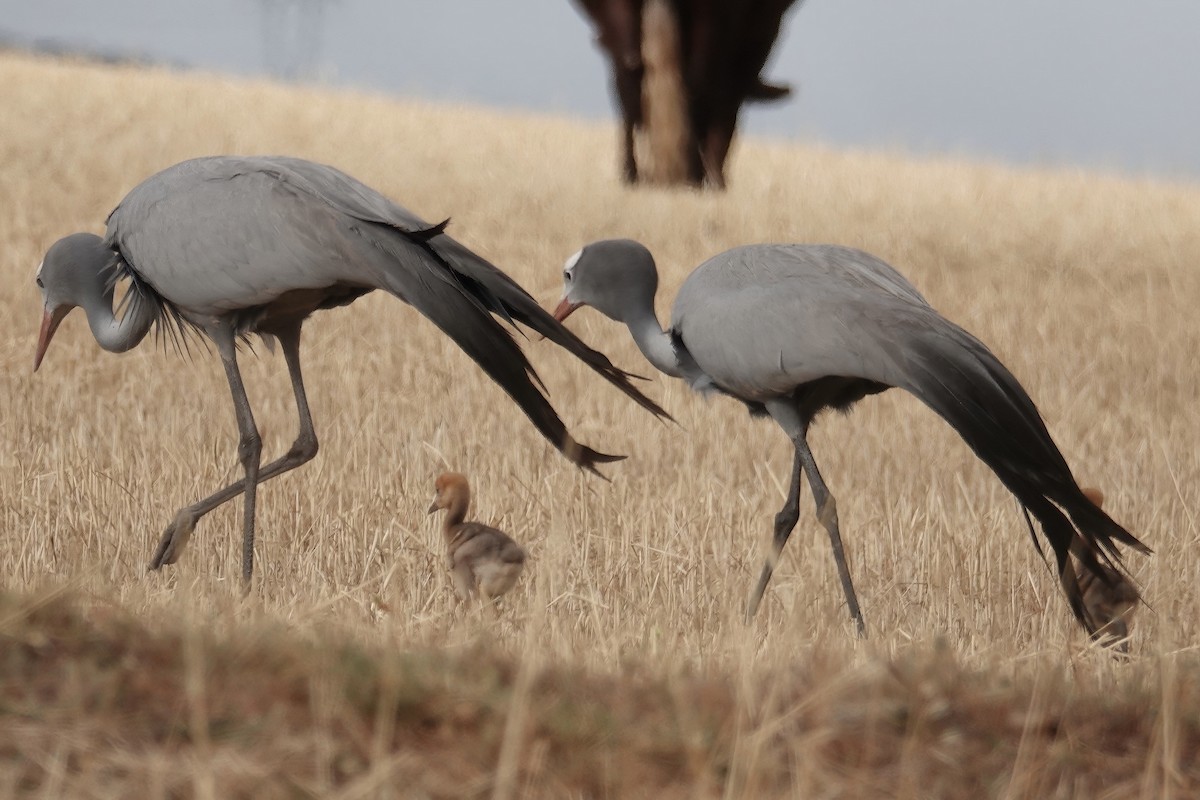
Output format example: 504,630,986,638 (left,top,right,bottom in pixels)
794,435,866,636
746,448,803,620
217,331,262,585
149,324,318,578
753,400,866,635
